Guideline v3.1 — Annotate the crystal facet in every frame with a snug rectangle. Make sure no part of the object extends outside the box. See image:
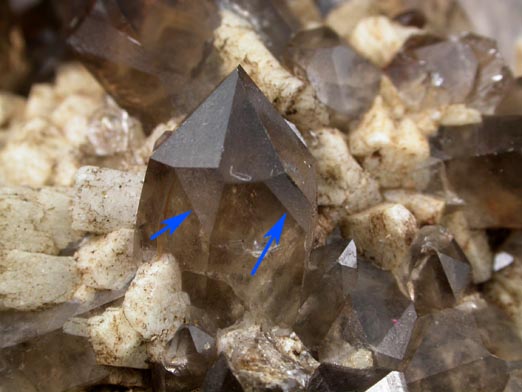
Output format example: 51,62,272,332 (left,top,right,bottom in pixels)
386,33,513,113
431,116,522,228
136,67,316,327
285,27,381,125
